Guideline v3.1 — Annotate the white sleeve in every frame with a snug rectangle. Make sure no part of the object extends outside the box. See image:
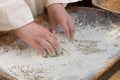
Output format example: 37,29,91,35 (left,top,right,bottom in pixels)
0,0,34,31
46,0,82,7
